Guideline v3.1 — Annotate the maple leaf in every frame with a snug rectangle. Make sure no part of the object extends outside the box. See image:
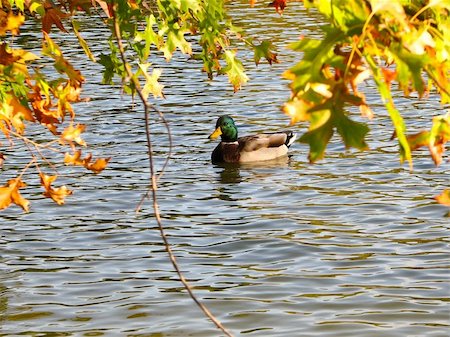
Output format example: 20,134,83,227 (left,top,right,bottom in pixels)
40,173,73,205
0,10,25,36
42,2,69,33
139,64,165,99
85,157,110,174
0,178,29,212
253,40,278,66
434,189,450,207
222,50,248,92
64,150,110,174
64,150,84,166
0,43,20,65
61,123,86,146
